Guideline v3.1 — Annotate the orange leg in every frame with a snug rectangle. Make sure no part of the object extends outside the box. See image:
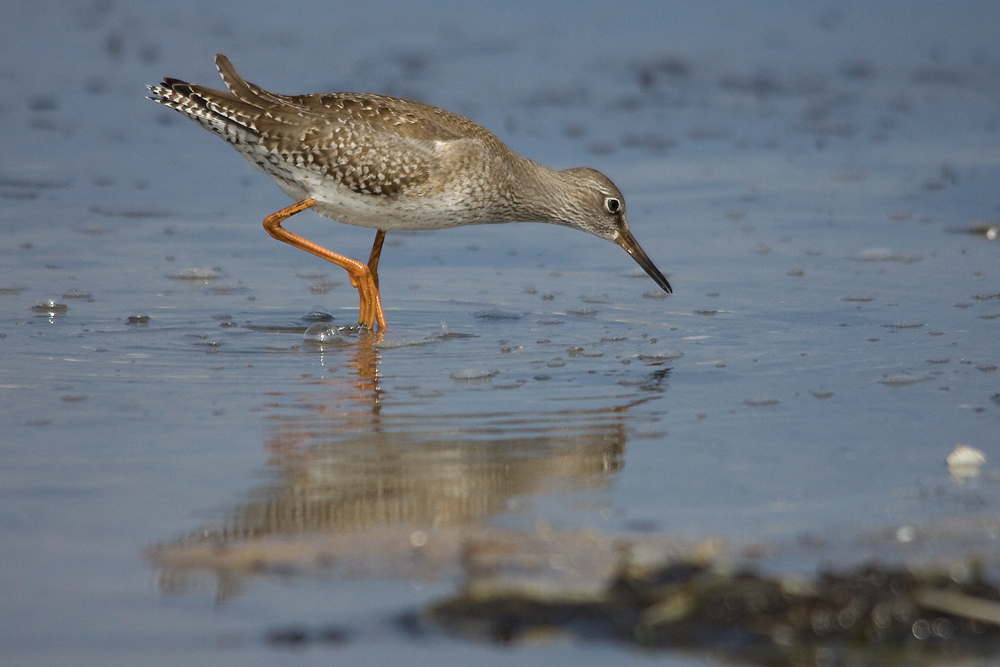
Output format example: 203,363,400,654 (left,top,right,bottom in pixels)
262,197,387,330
